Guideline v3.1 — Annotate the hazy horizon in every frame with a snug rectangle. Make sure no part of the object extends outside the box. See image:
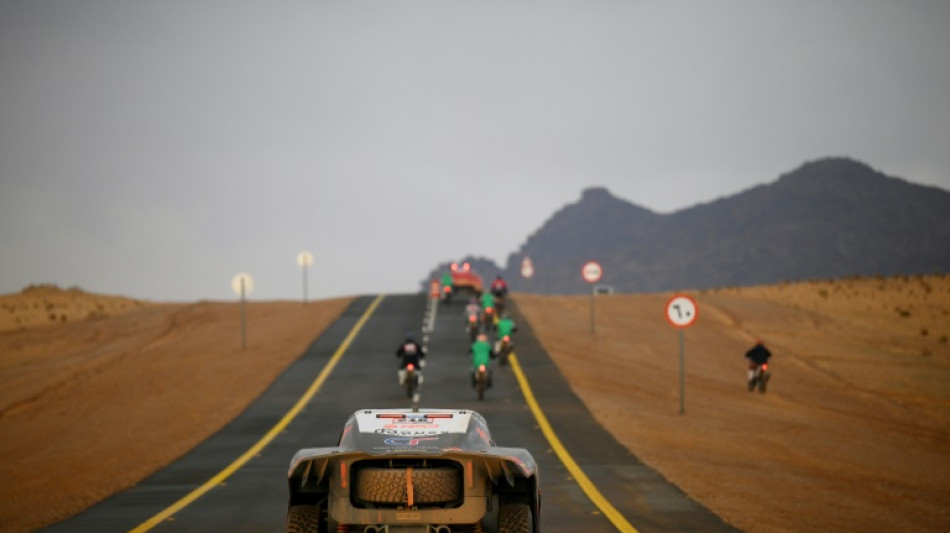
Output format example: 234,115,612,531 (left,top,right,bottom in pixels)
2,1,949,301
